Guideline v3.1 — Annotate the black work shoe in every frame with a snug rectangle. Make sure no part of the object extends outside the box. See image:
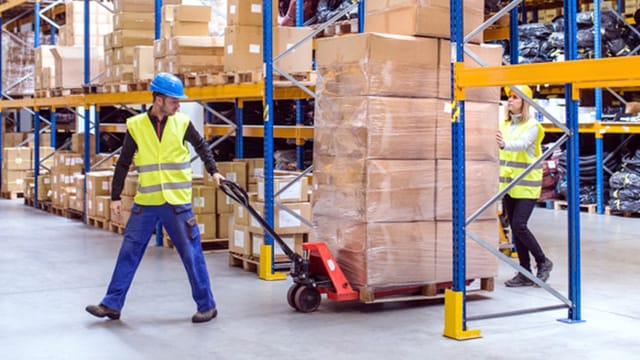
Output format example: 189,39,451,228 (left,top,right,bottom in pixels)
504,273,534,287
192,308,218,323
537,258,554,282
86,304,121,320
